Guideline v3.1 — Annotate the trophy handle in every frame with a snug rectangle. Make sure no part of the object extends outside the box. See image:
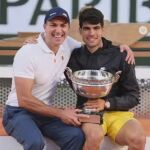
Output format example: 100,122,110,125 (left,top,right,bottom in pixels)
65,67,73,79
114,71,122,82
99,67,106,71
